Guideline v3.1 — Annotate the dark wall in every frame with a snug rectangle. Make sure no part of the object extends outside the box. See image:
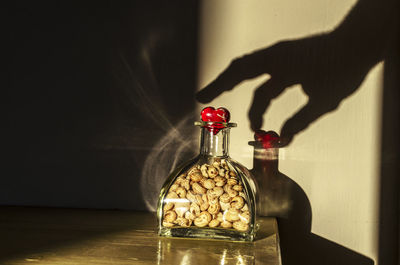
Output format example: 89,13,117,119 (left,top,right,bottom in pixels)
4,1,199,210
